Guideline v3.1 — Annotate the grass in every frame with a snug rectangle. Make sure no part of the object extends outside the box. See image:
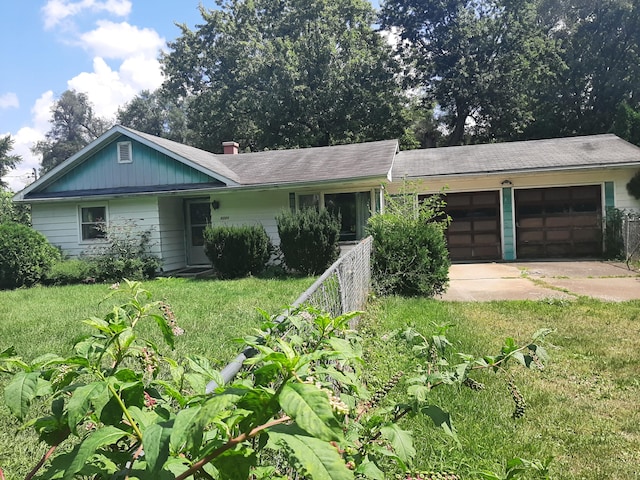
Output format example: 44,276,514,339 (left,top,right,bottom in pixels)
358,297,640,479
1,281,639,479
0,276,313,479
